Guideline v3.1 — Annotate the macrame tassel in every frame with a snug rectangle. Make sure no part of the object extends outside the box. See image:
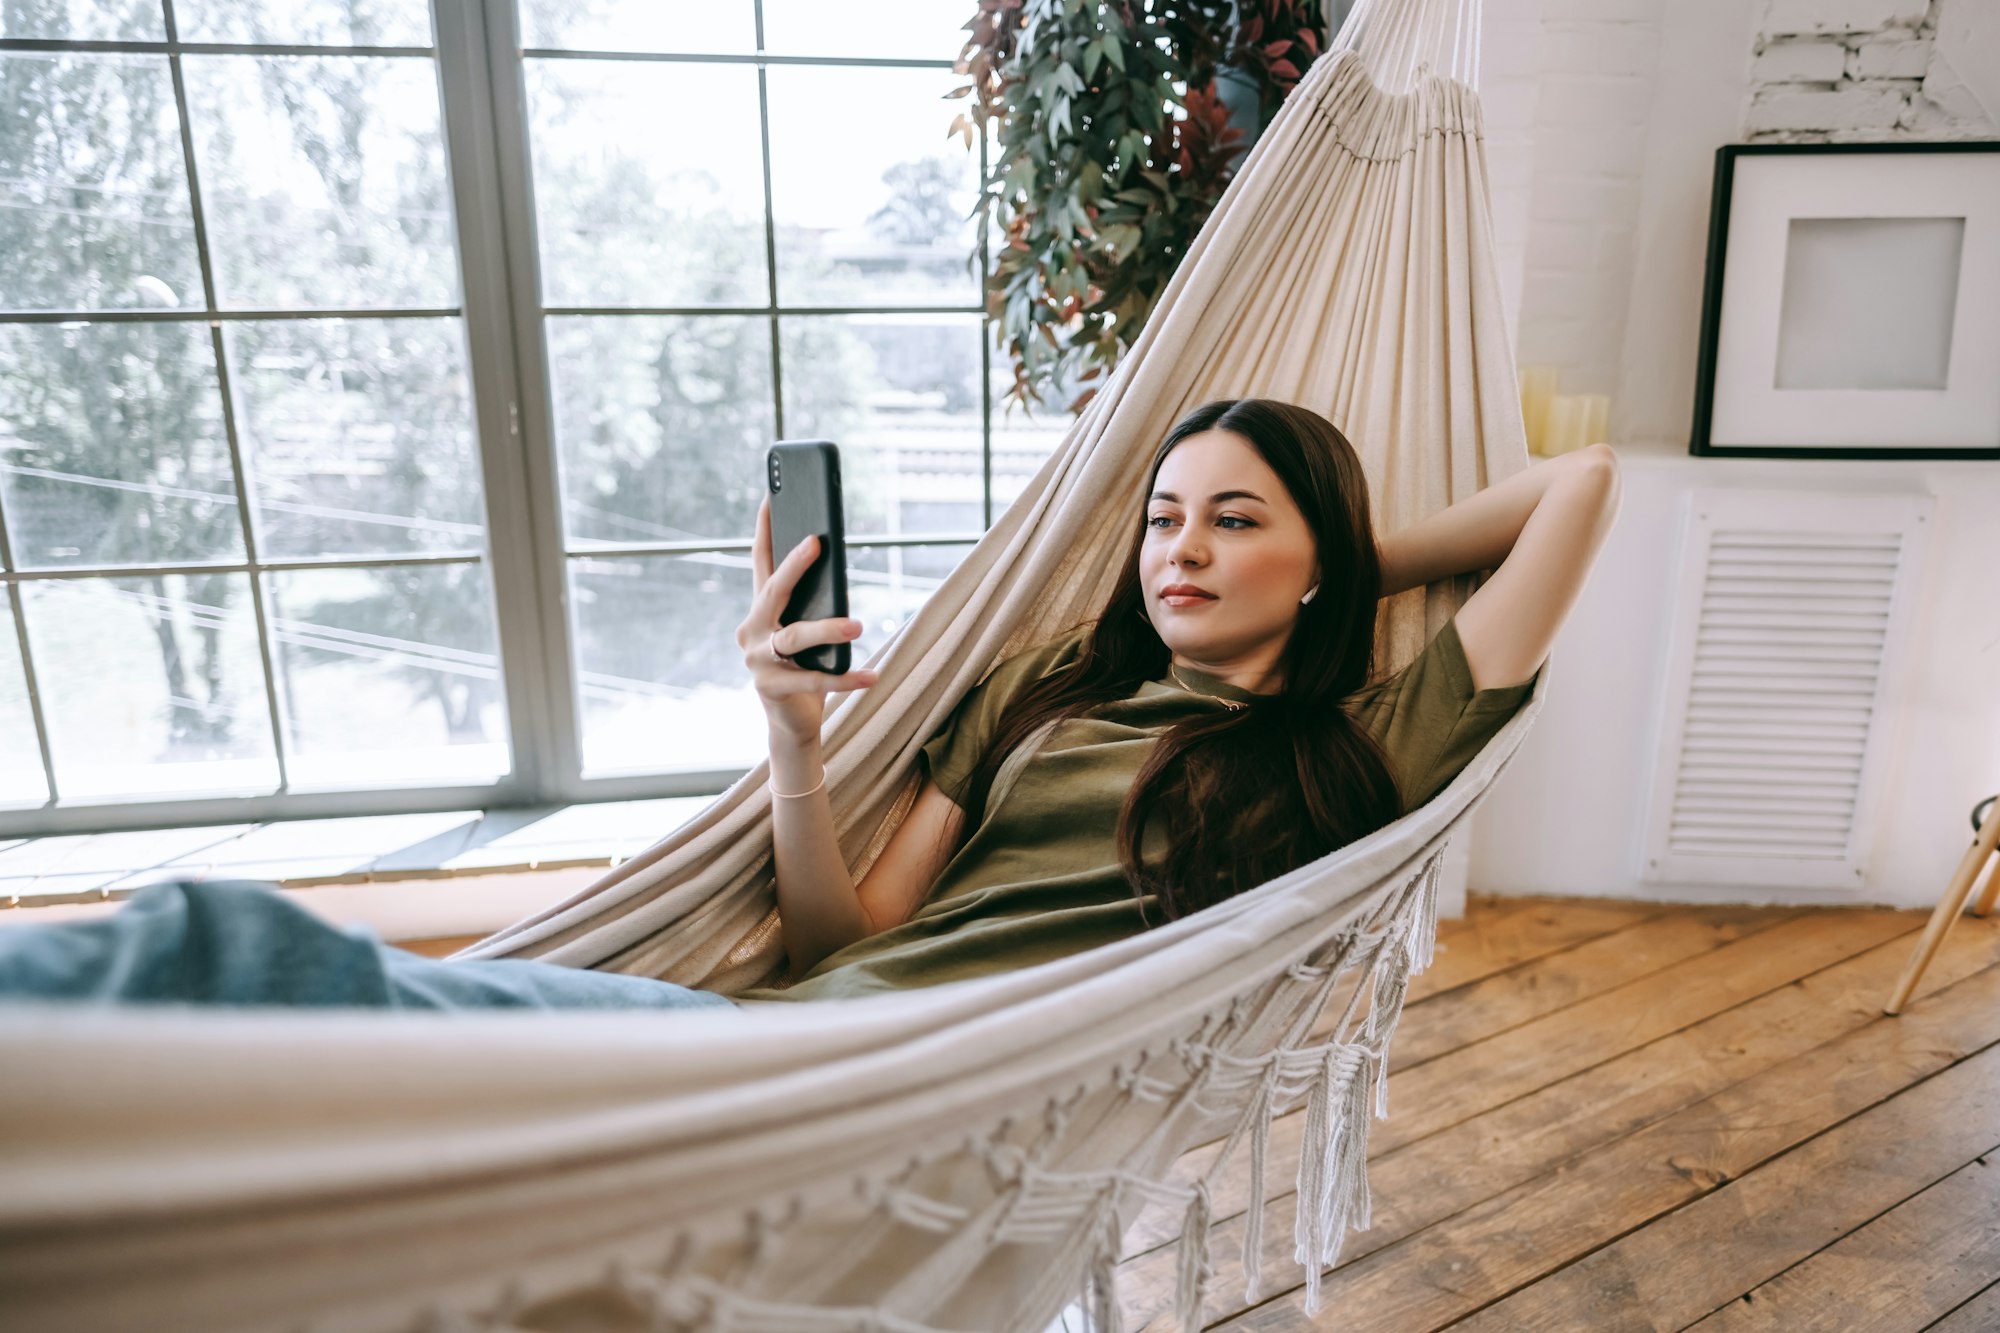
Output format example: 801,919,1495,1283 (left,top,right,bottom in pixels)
1373,1022,1394,1119
1364,941,1412,1050
1295,1051,1380,1318
1085,1190,1124,1333
1238,1068,1279,1304
1291,1044,1342,1301
1174,1178,1213,1332
1342,1050,1377,1236
1406,848,1444,972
